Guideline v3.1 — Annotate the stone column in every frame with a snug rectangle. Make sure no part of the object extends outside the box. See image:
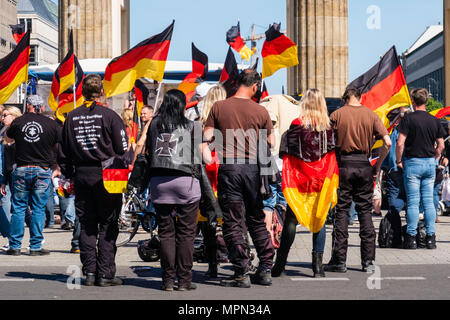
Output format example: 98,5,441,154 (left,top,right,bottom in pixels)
287,0,348,98
58,0,129,61
445,0,450,106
